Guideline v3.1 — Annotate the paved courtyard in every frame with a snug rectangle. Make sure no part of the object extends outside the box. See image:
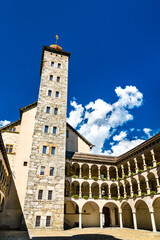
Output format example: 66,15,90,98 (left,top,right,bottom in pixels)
1,228,160,240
